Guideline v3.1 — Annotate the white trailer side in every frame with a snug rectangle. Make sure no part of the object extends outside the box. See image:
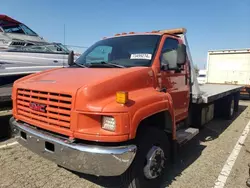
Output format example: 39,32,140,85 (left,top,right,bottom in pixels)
206,49,250,86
